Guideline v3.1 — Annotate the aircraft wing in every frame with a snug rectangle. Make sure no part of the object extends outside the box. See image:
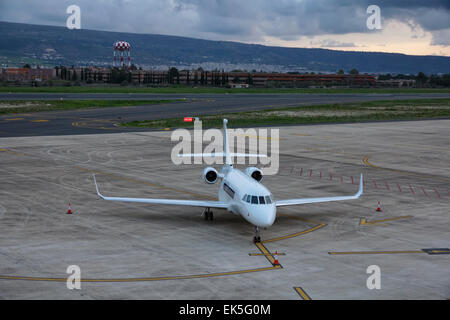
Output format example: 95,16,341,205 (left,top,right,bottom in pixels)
275,174,363,207
93,175,228,209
